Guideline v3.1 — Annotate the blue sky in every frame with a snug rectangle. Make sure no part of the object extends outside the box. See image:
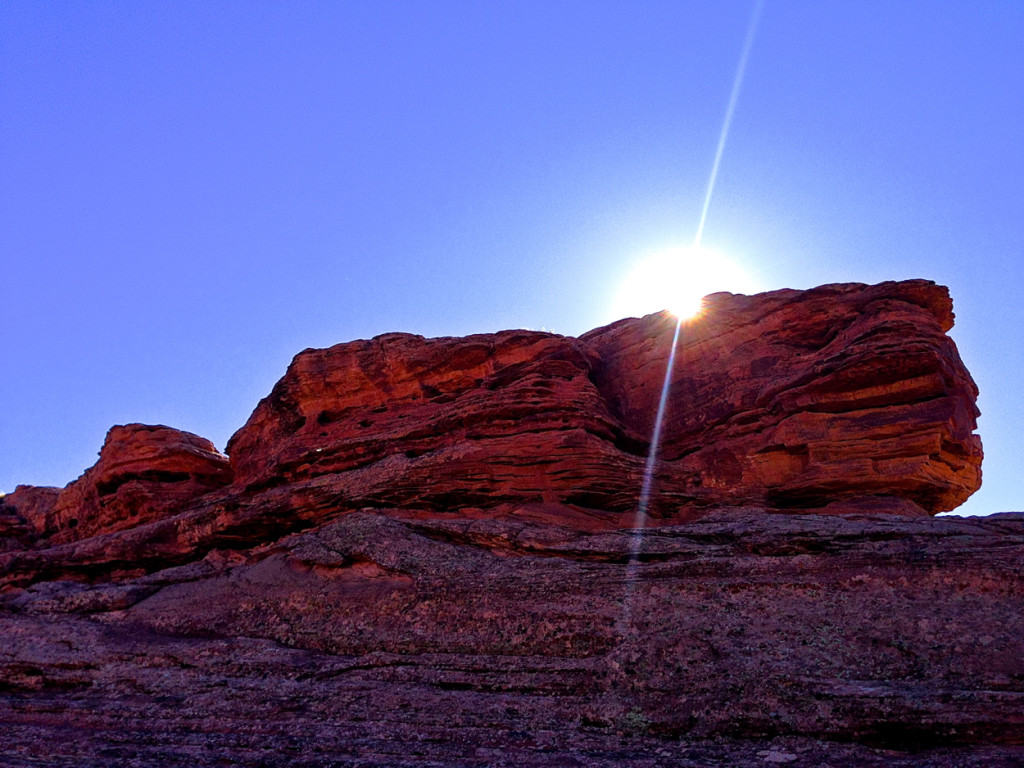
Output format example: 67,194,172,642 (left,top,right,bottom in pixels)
2,1,1021,516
